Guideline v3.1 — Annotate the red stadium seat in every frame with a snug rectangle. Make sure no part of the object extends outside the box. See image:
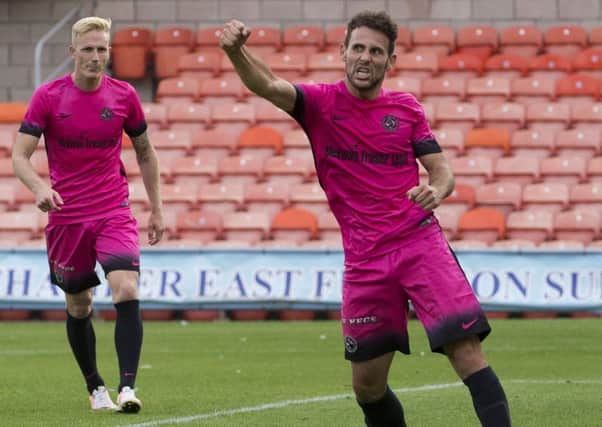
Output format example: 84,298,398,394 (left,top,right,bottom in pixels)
421,76,466,104
263,155,311,185
434,204,463,240
480,102,525,132
395,27,412,53
237,126,283,159
449,156,494,186
475,182,522,214
289,182,329,216
571,48,602,79
438,53,483,80
543,25,588,59
510,76,556,105
194,27,224,55
484,53,529,79
316,210,340,242
270,208,318,243
441,182,475,216
156,77,201,104
506,210,554,244
499,25,543,58
494,156,540,185
283,26,325,54
571,102,602,131
433,128,465,158
510,128,555,159
525,102,571,131
199,76,246,105
529,53,572,80
324,25,346,51
166,103,210,133
464,128,511,159
197,182,245,214
244,181,290,217
555,74,601,107
394,52,438,79
521,182,570,213
153,27,194,79
191,127,239,159
265,52,307,81
554,128,601,158
176,209,223,243
170,155,219,186
456,25,499,61
222,211,271,244
177,52,221,82
246,26,282,56
217,155,263,185
539,156,587,184
141,103,168,131
587,156,602,181
435,102,480,132
412,26,455,57
306,52,344,82
553,209,600,244
570,182,602,210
